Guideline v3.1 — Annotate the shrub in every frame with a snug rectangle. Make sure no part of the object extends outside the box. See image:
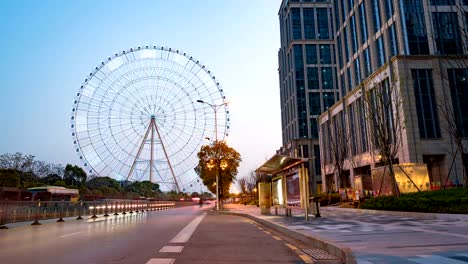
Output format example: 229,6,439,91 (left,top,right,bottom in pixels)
360,188,468,214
